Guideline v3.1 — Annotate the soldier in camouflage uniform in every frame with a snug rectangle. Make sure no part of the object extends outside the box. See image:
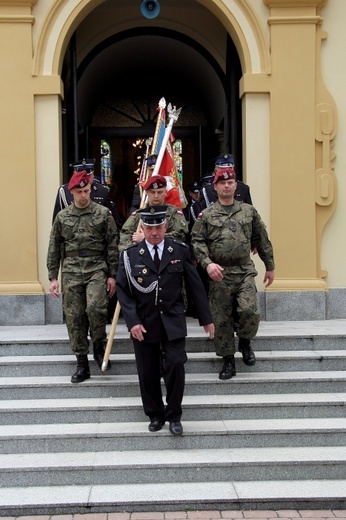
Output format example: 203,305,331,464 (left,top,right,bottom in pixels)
52,158,122,229
191,167,274,380
118,175,187,252
47,170,119,383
